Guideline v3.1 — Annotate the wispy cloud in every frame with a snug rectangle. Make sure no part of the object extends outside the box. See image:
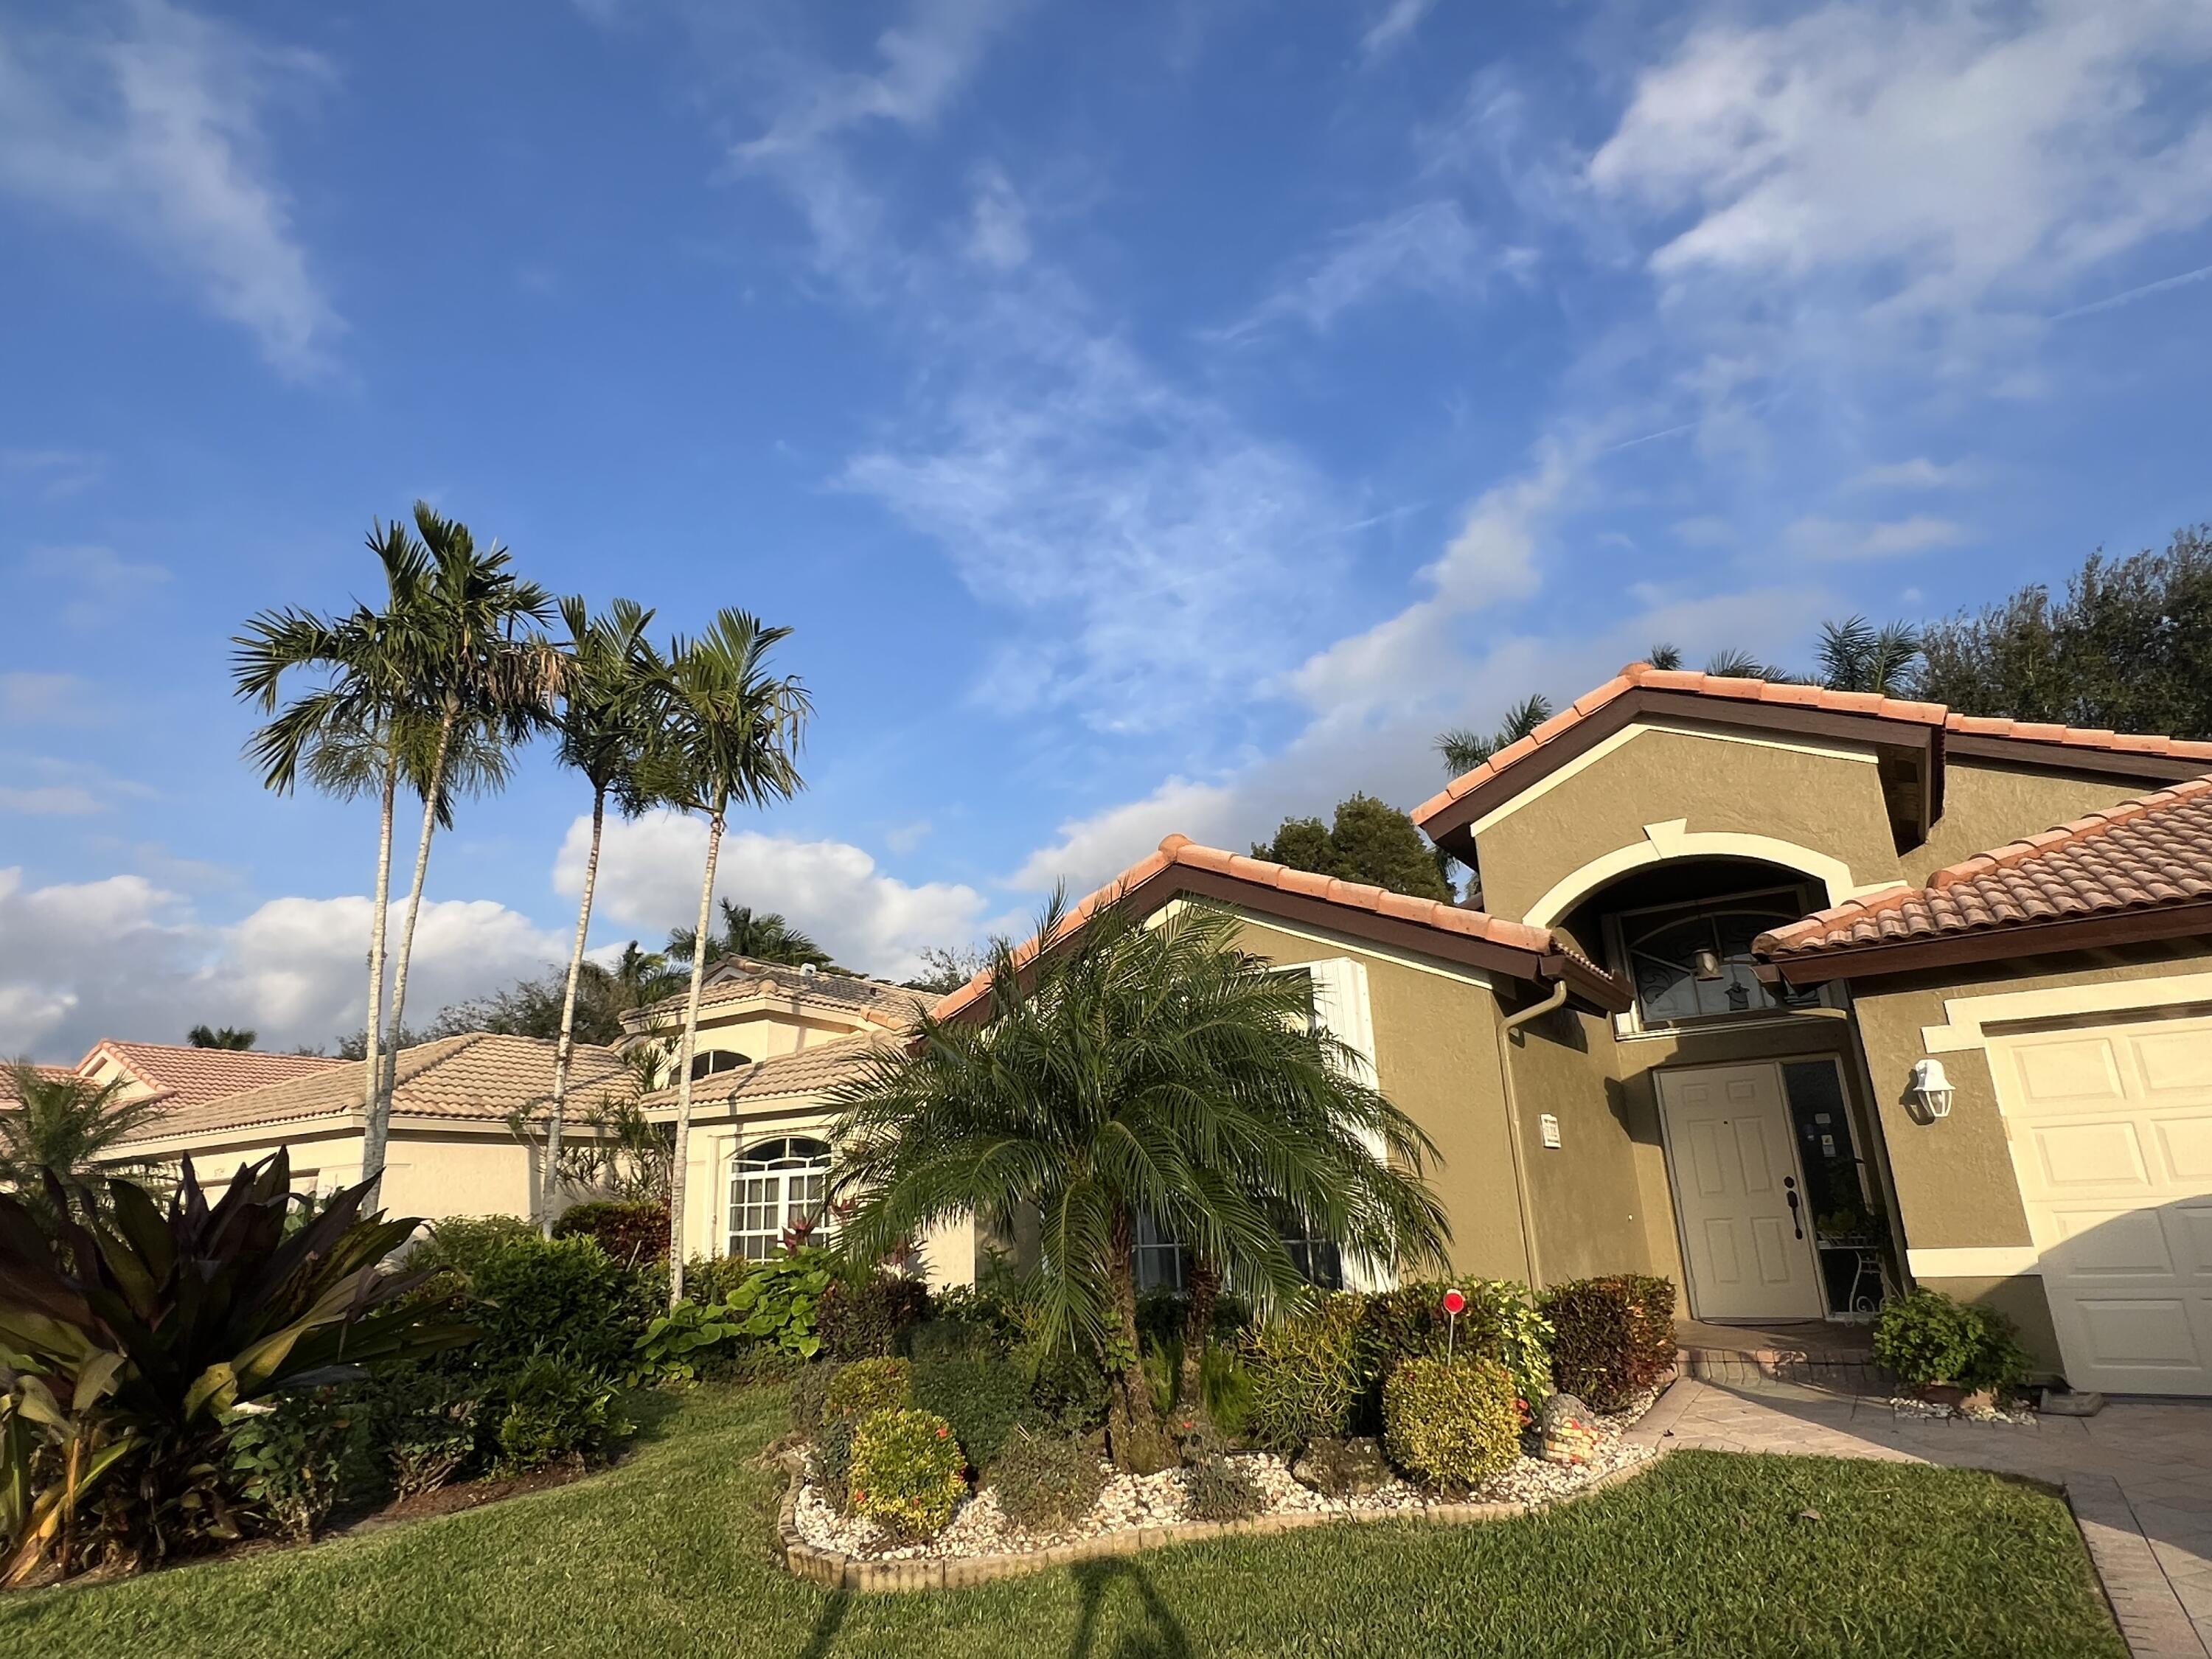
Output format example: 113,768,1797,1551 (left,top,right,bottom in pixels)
1784,515,1977,562
2051,260,2212,322
1360,0,1434,63
1220,200,1528,338
1848,458,1981,493
0,672,98,726
0,0,340,377
18,543,172,628
0,786,102,816
0,448,104,498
